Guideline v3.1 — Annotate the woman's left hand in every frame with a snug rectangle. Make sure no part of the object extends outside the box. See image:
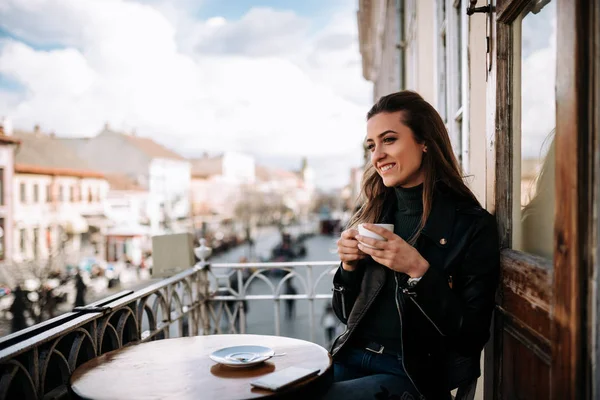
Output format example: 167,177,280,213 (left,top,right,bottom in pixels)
356,223,430,278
